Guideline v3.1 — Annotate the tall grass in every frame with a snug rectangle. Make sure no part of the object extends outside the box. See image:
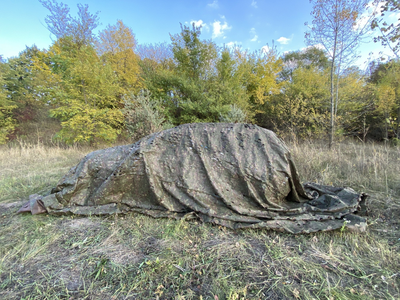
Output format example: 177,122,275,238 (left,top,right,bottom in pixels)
0,140,399,299
290,141,400,214
0,142,93,202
